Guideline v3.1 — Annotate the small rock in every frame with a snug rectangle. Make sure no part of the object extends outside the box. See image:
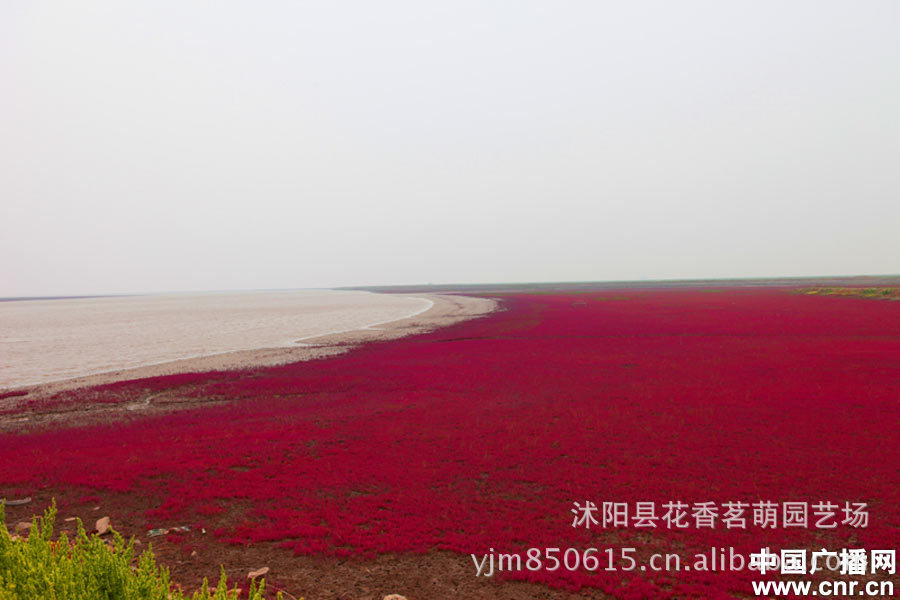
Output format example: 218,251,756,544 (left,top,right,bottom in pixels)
134,539,142,545
95,516,111,535
190,550,197,557
64,517,77,522
384,595,409,600
2,497,31,507
14,522,30,534
248,567,269,579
